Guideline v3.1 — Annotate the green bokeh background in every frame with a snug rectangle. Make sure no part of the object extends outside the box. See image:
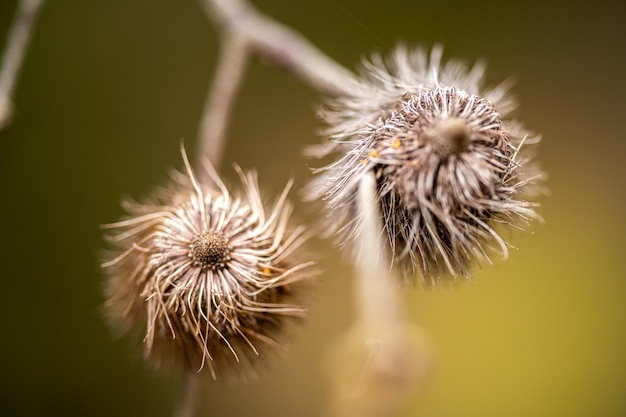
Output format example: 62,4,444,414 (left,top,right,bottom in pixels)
1,1,624,416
